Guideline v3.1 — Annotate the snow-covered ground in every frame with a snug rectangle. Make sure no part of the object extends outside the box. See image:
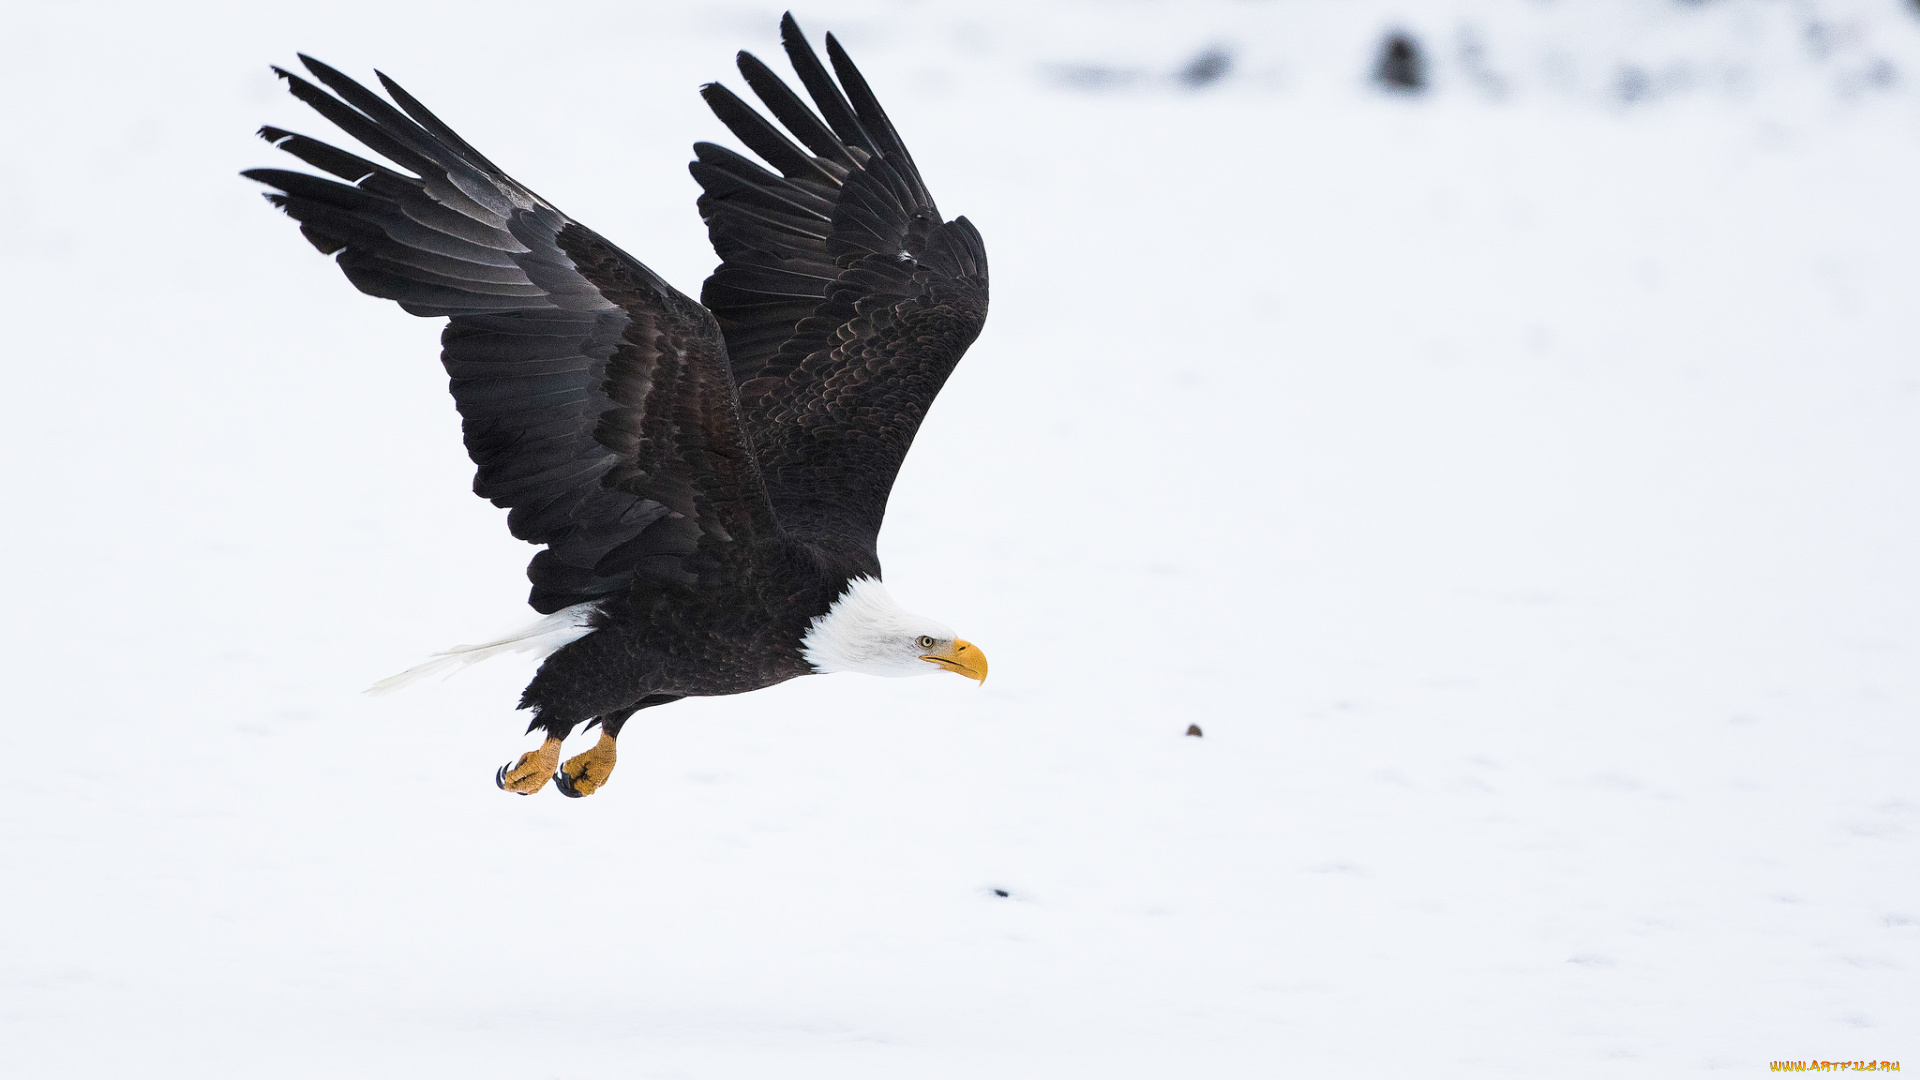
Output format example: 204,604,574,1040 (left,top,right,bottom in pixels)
3,1,1917,1075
